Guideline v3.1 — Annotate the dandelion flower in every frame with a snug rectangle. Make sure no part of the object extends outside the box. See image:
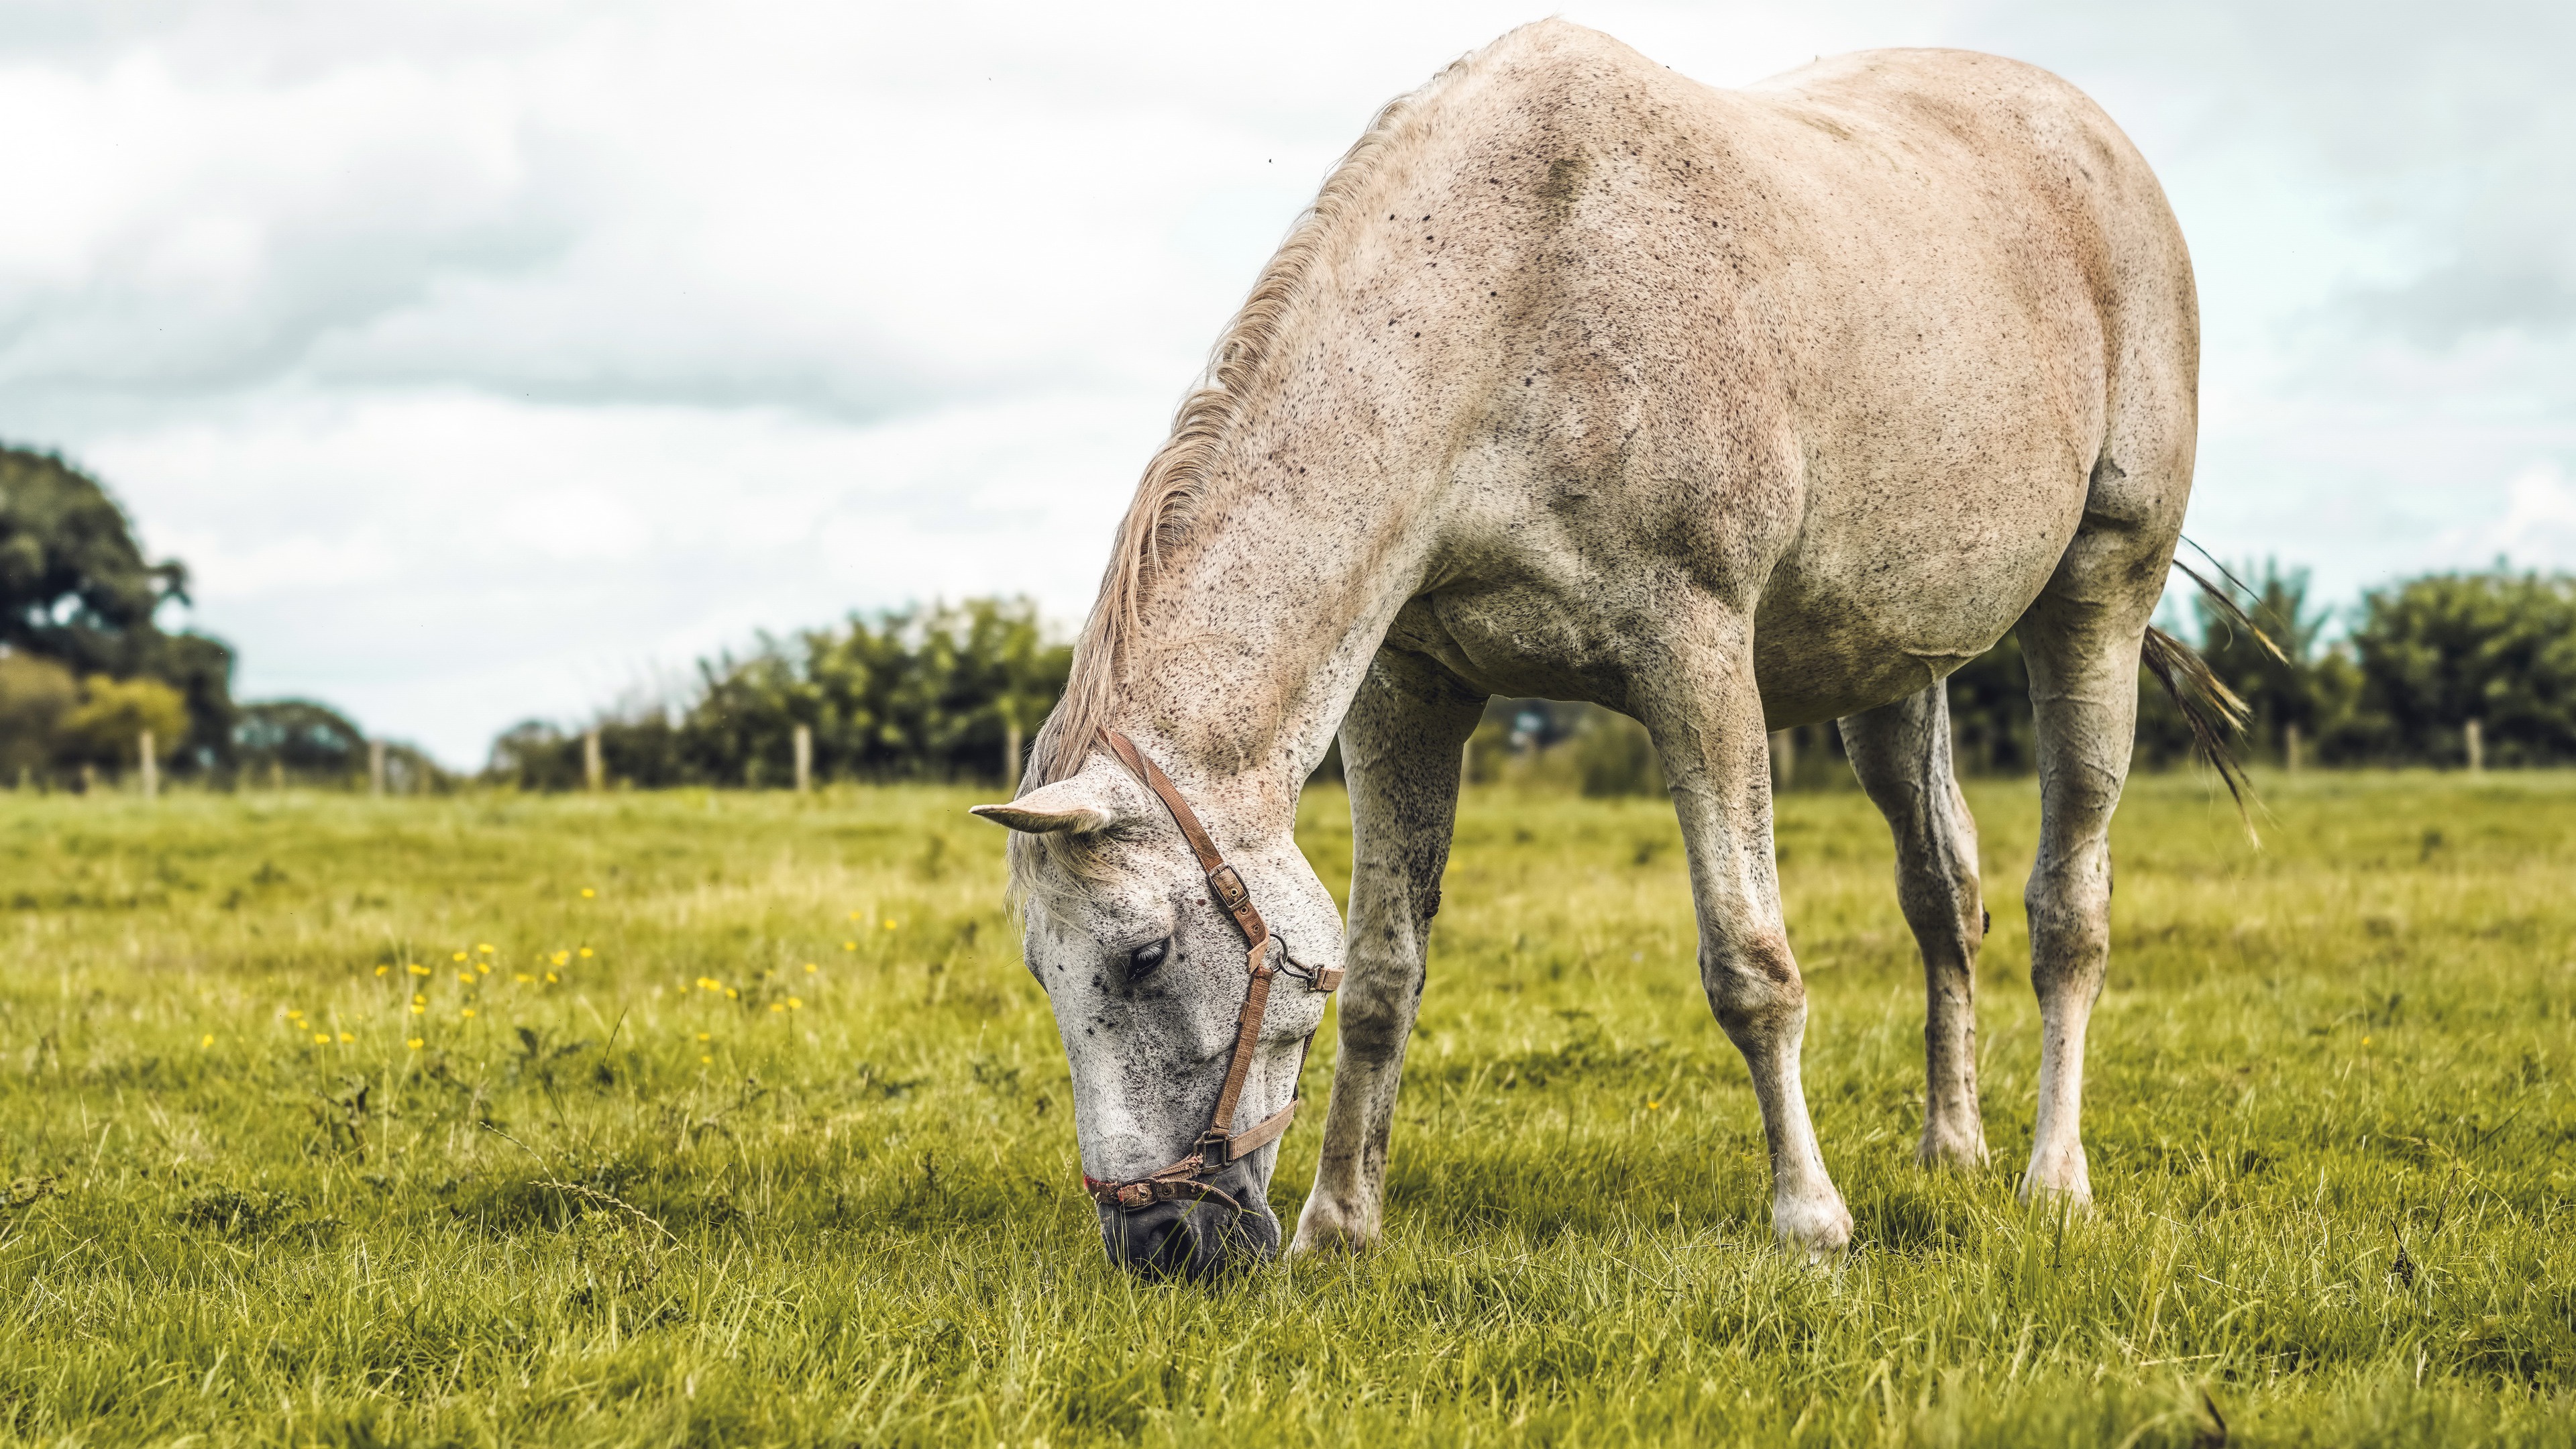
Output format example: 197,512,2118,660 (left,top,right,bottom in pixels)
458,972,474,984
2362,1036,2373,1046
407,1038,423,1050
461,1008,476,1019
787,998,803,1011
700,1055,713,1064
1648,1100,1662,1111
551,951,569,967
476,963,490,976
806,963,820,973
726,988,739,1000
410,1004,426,1015
408,963,430,977
339,1032,354,1043
697,1032,710,1041
452,951,468,962
848,911,861,920
313,1032,330,1044
843,941,856,951
375,965,390,977
477,944,494,955
580,888,596,898
200,1033,214,1048
516,973,534,983
769,1002,786,1013
883,919,897,930
545,972,558,983
578,948,592,959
